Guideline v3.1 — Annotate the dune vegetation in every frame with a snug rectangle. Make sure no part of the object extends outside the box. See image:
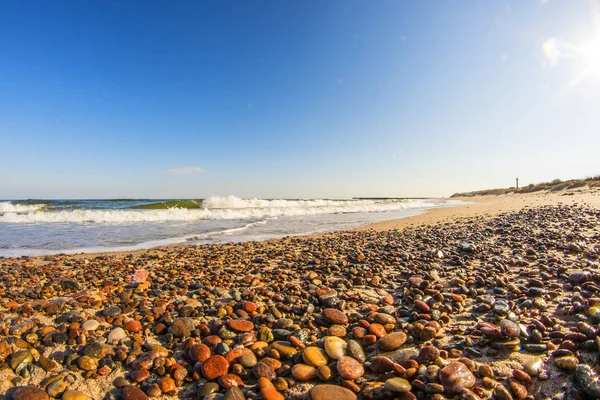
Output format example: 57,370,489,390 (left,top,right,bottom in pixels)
451,175,600,197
